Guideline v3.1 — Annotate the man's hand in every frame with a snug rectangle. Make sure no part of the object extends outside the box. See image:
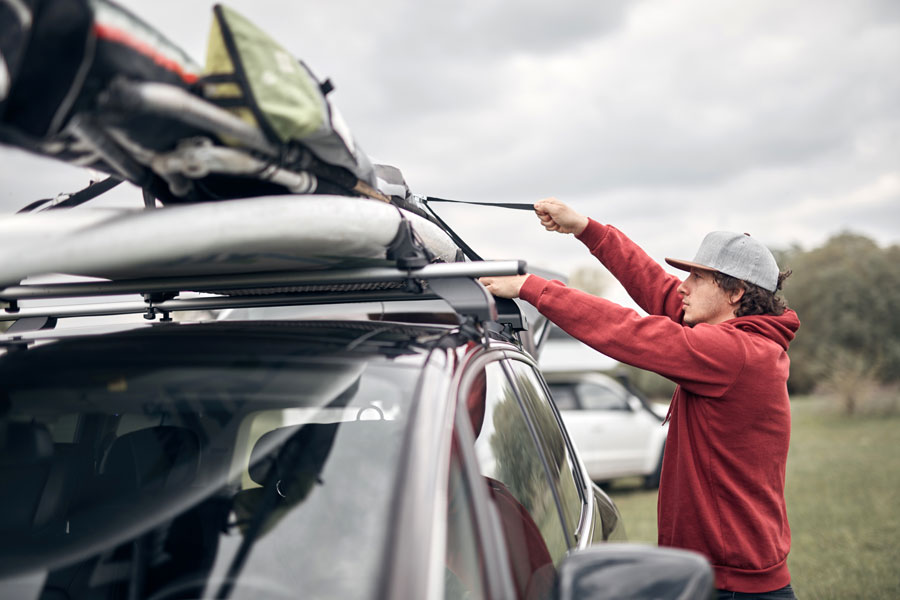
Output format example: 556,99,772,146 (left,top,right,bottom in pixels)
480,275,529,299
534,197,589,235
